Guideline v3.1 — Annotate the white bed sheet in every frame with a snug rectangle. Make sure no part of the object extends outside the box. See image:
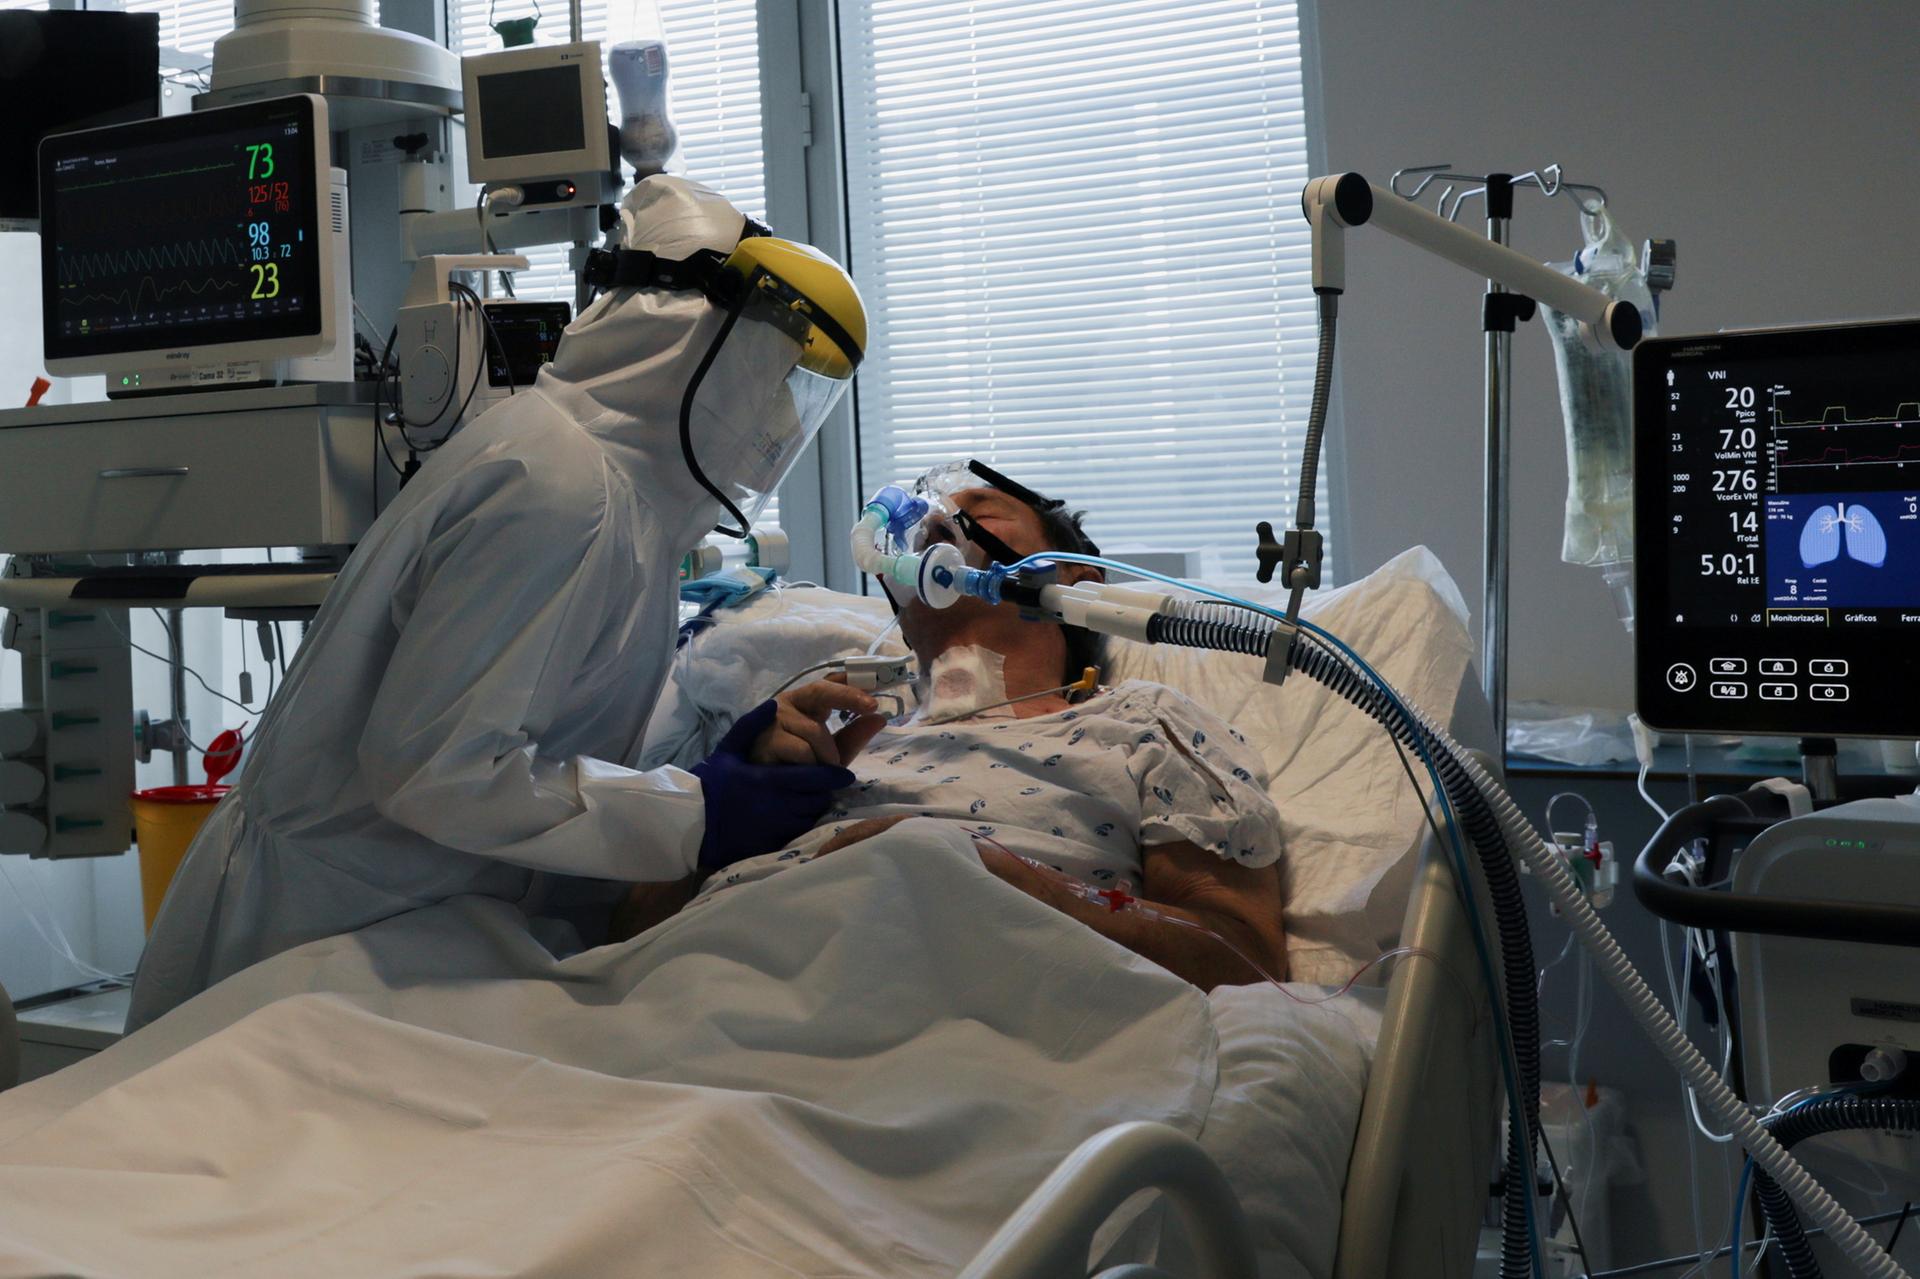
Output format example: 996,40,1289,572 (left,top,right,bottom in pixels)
0,822,1373,1279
